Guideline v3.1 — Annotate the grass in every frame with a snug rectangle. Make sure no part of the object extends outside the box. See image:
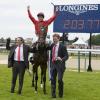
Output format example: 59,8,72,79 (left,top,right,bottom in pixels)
0,64,100,100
